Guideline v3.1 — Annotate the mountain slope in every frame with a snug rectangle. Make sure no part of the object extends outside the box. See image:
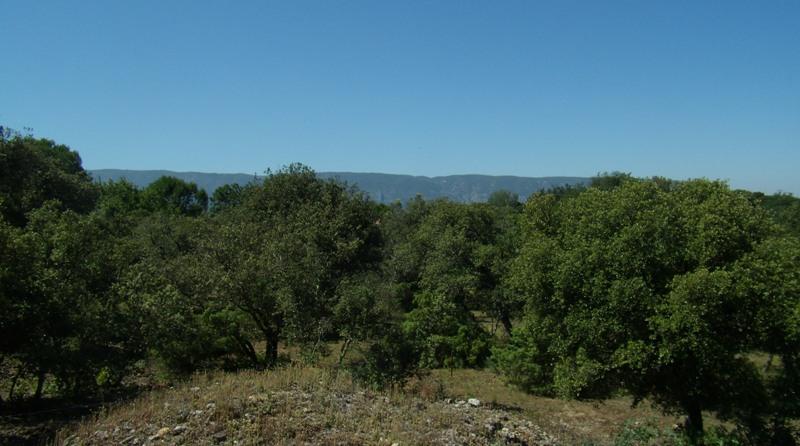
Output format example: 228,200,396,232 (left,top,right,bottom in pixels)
89,169,589,203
